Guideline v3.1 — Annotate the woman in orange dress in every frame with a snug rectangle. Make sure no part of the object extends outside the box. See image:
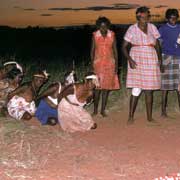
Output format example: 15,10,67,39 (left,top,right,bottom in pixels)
91,17,120,117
